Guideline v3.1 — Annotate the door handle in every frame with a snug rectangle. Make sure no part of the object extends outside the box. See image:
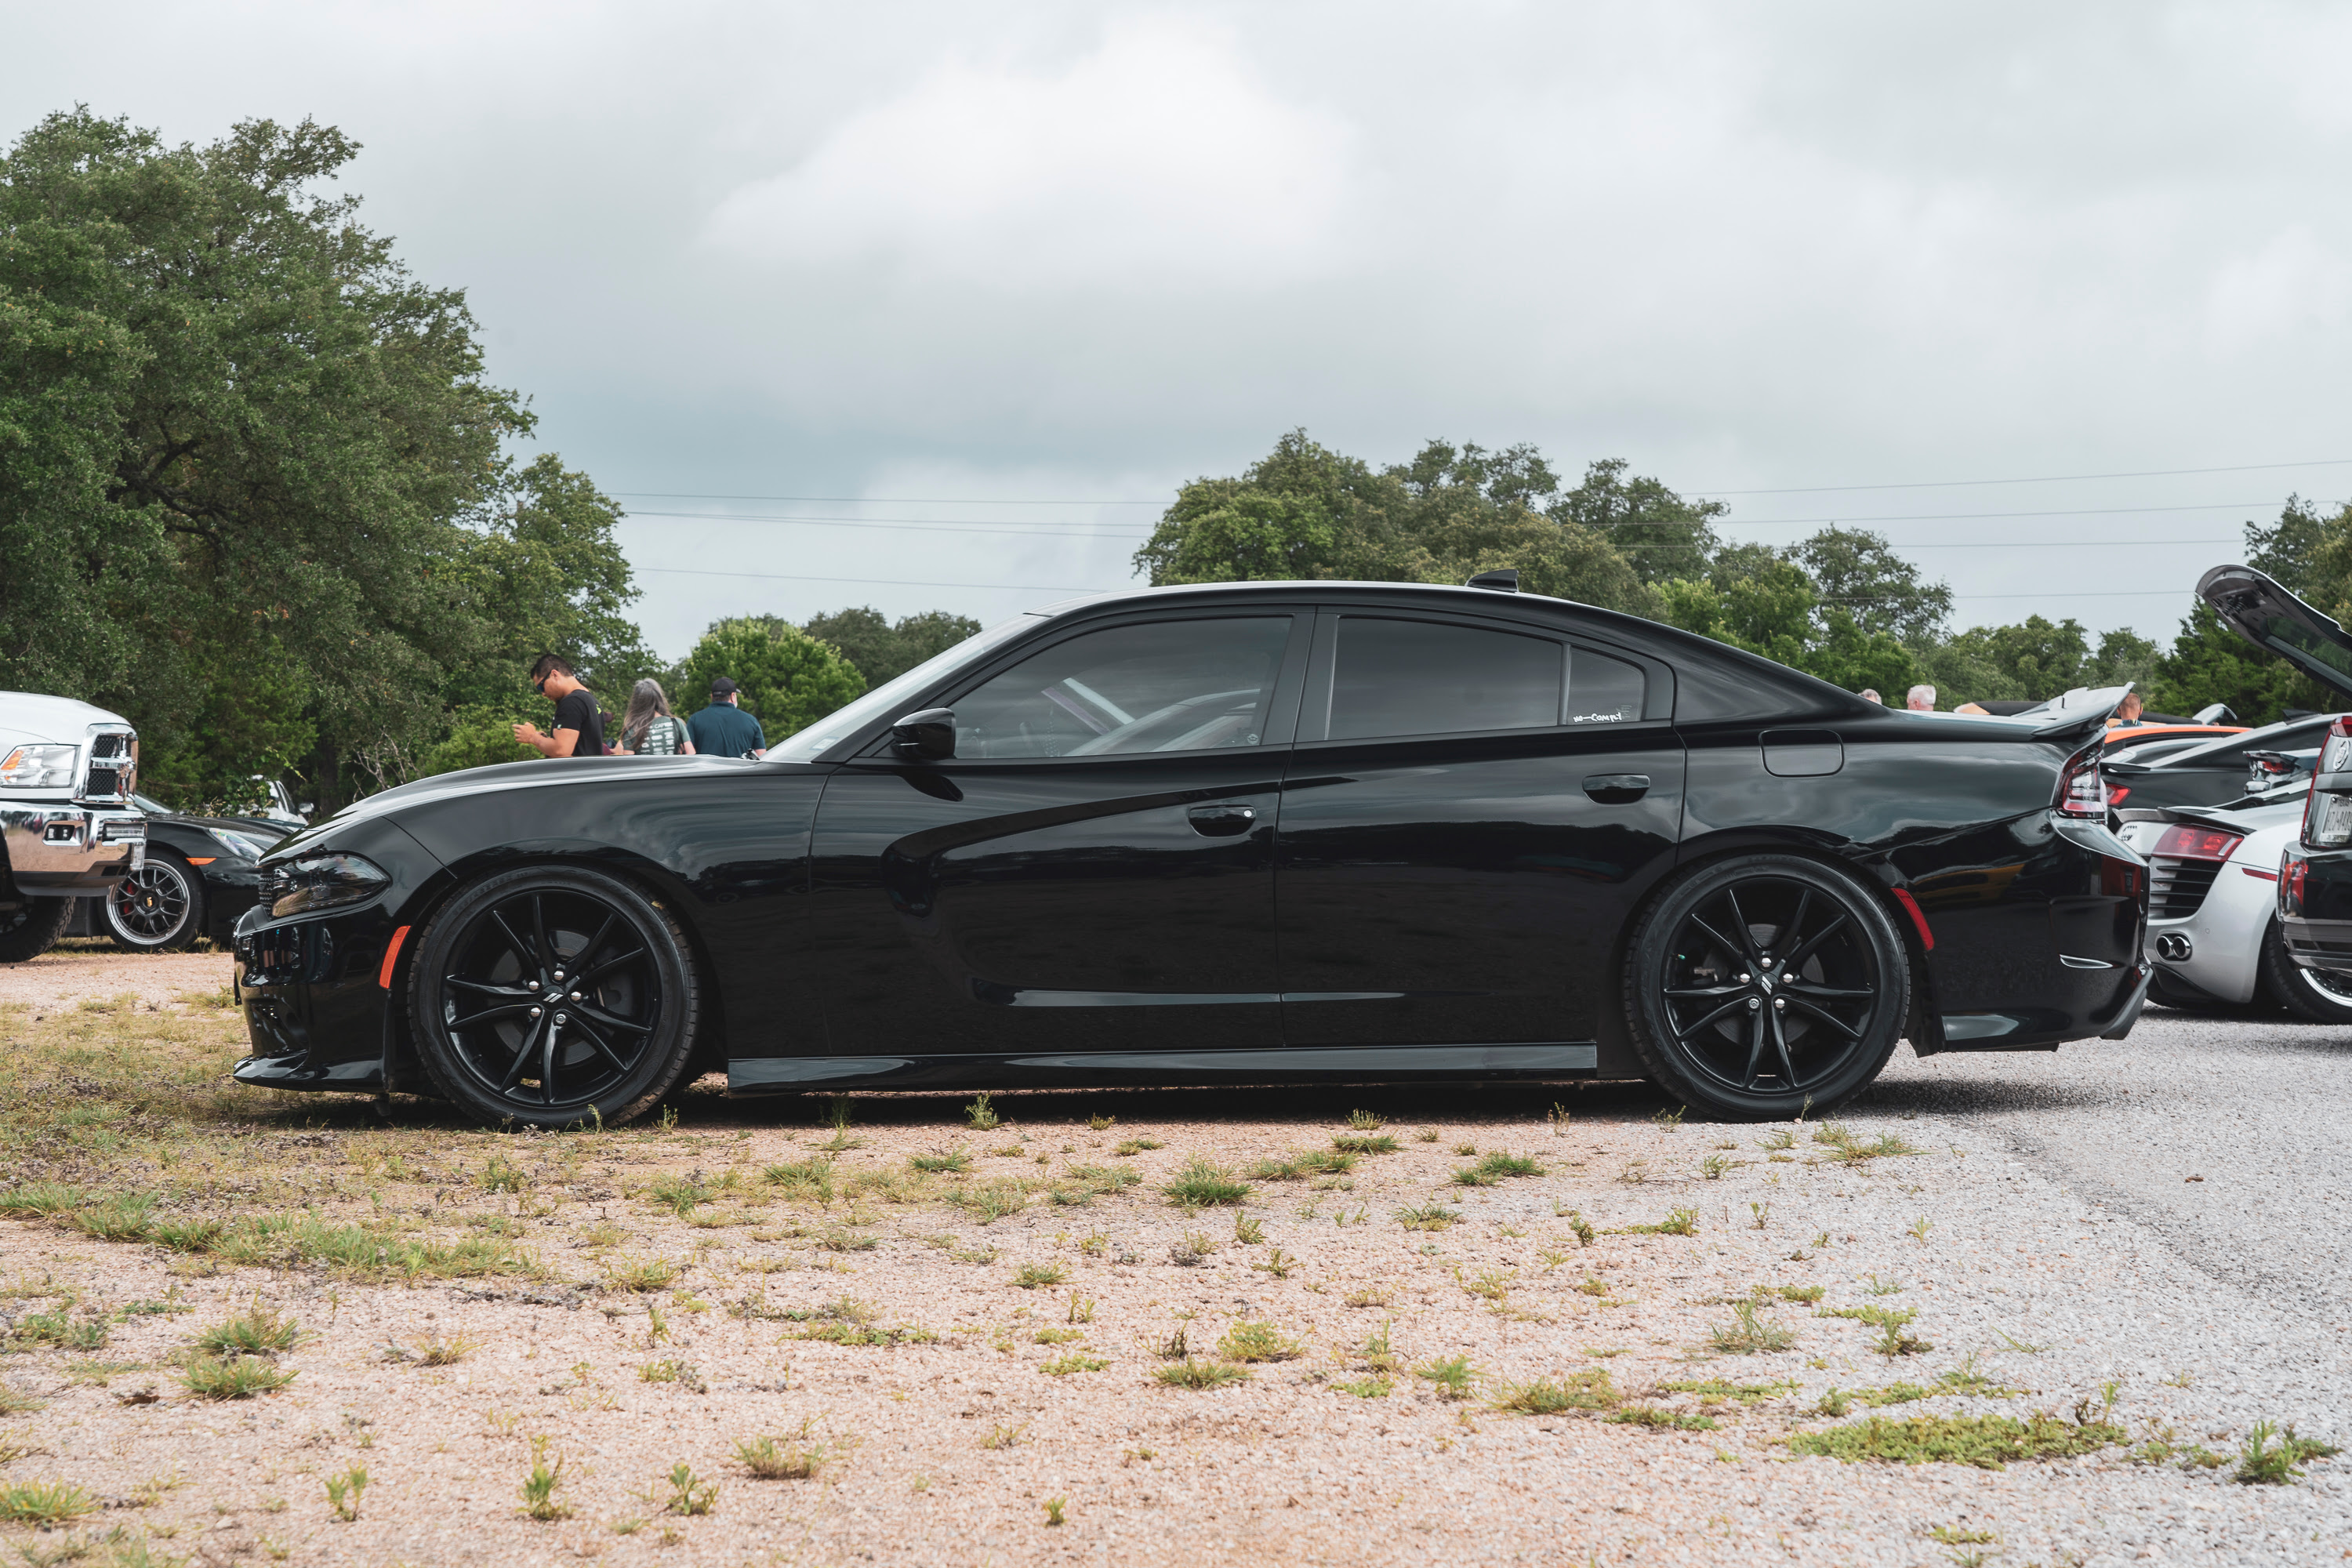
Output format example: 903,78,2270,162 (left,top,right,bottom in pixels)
1186,804,1258,837
1582,773,1650,804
